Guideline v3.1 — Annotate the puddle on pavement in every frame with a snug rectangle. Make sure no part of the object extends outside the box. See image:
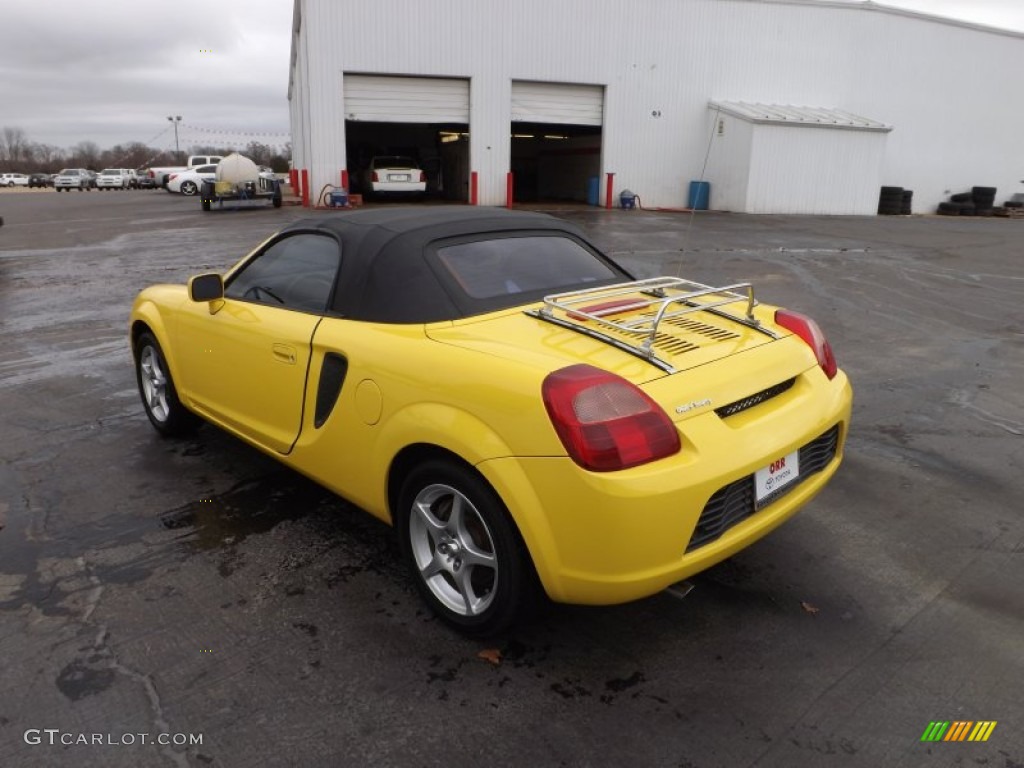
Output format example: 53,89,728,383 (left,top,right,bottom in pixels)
160,473,333,550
